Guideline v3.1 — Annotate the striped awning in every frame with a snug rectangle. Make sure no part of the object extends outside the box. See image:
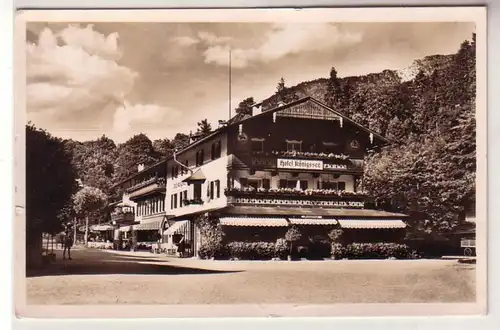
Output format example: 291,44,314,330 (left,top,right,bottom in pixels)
133,219,162,231
164,220,189,235
219,217,288,227
338,219,407,229
91,224,114,231
288,218,338,225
